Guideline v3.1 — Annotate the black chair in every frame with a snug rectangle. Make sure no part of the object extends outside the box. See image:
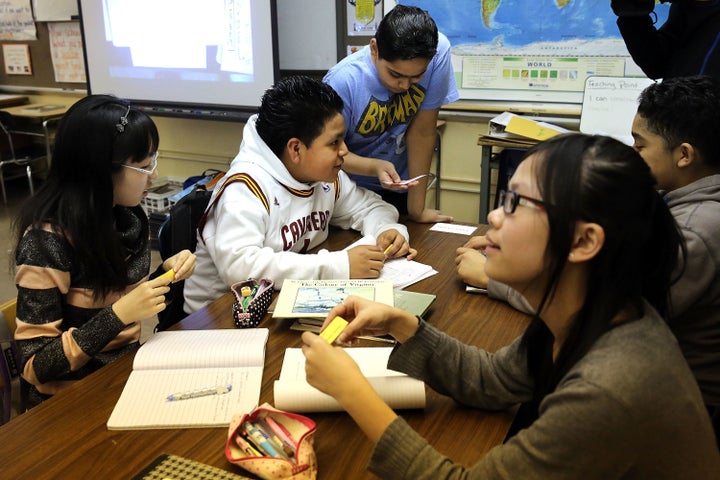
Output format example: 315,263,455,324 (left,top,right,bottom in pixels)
0,111,48,204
